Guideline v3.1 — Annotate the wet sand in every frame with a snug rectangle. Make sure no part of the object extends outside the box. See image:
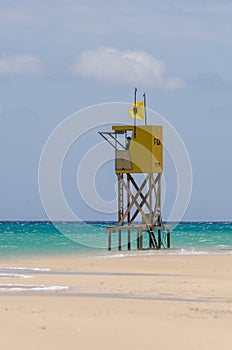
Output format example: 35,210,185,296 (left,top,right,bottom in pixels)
0,254,232,349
